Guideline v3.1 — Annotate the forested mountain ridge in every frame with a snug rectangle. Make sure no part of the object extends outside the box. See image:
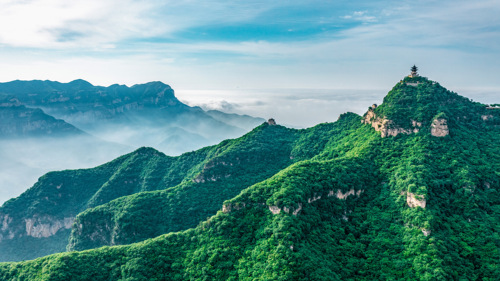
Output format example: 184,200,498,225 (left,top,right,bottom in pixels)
1,75,500,280
0,121,304,261
66,115,363,252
